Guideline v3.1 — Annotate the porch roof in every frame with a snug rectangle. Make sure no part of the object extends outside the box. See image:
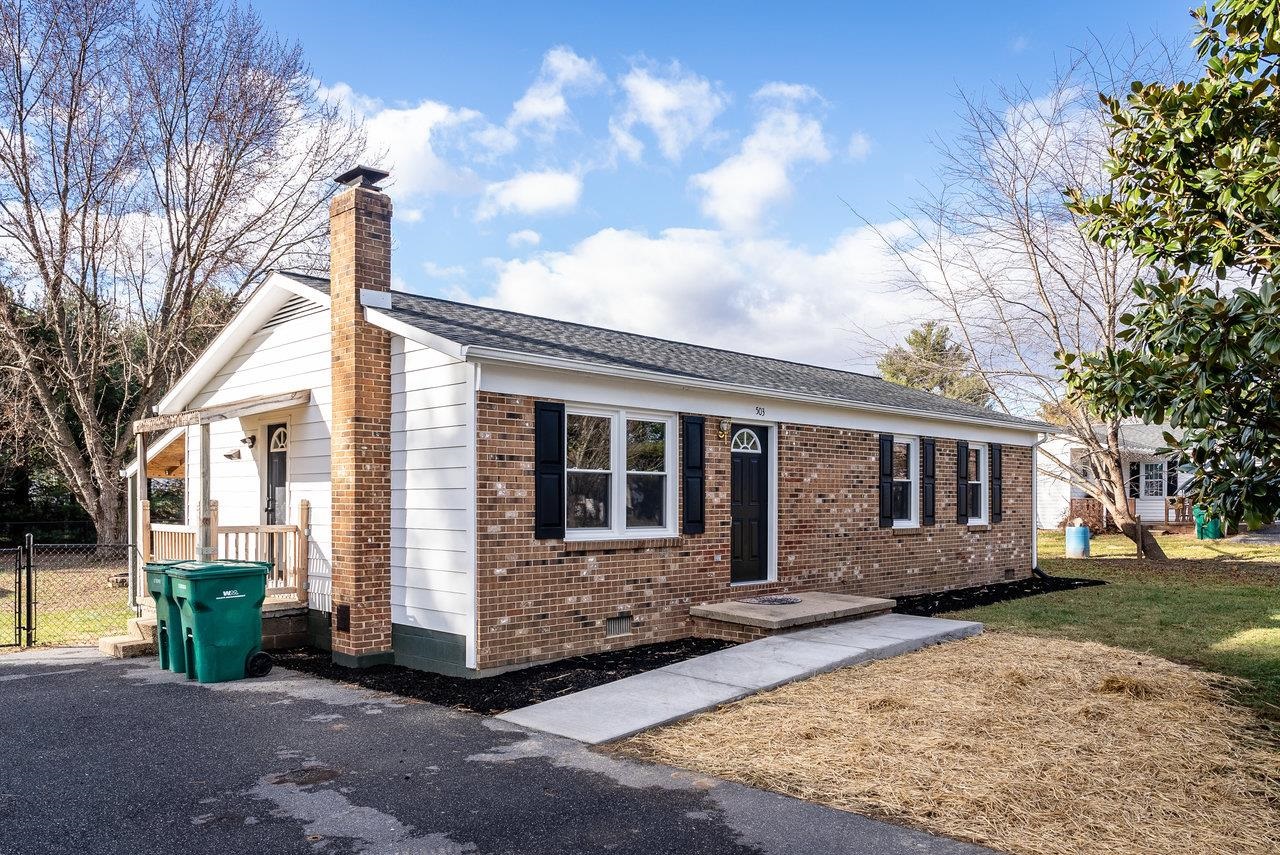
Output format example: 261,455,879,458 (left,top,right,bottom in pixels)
133,389,311,435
